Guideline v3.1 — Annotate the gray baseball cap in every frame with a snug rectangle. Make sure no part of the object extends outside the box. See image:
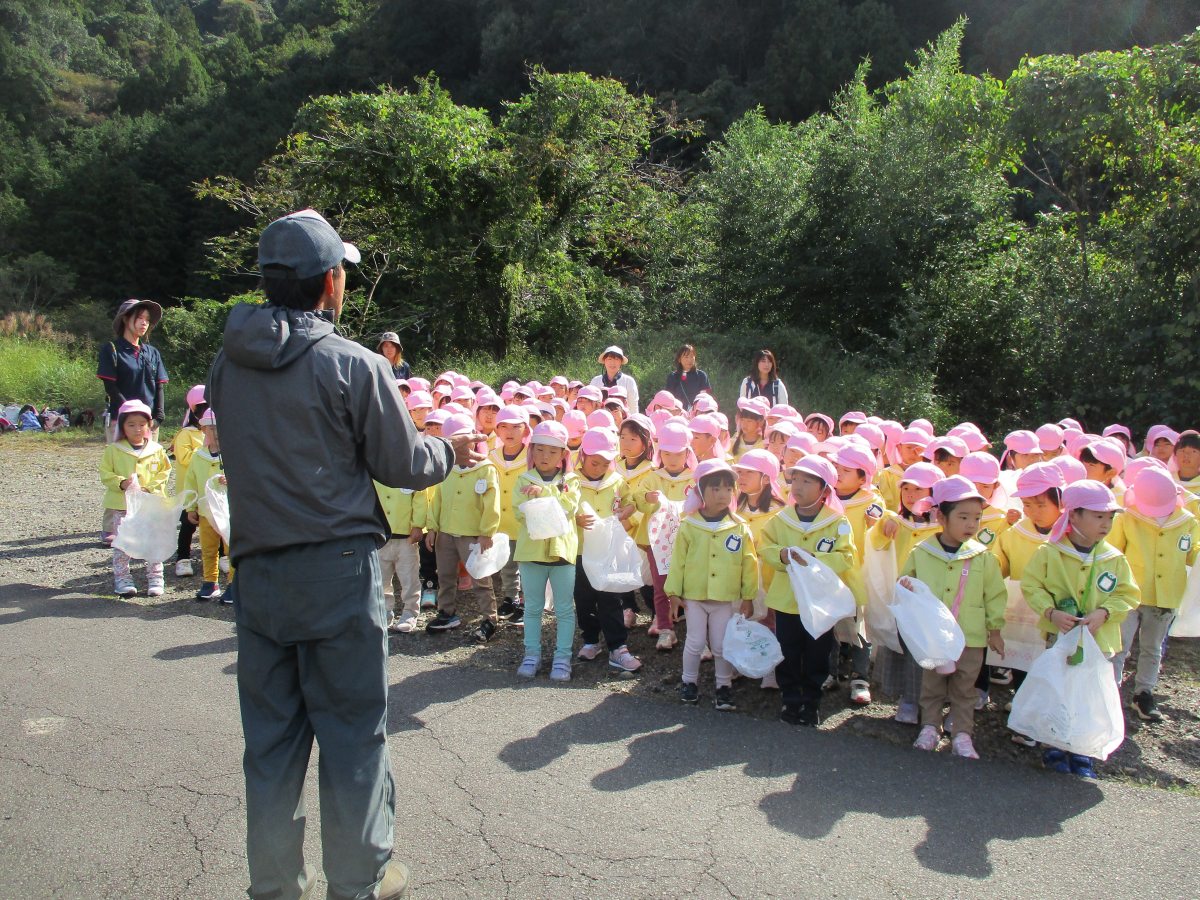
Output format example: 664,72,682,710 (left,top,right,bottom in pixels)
258,209,362,279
